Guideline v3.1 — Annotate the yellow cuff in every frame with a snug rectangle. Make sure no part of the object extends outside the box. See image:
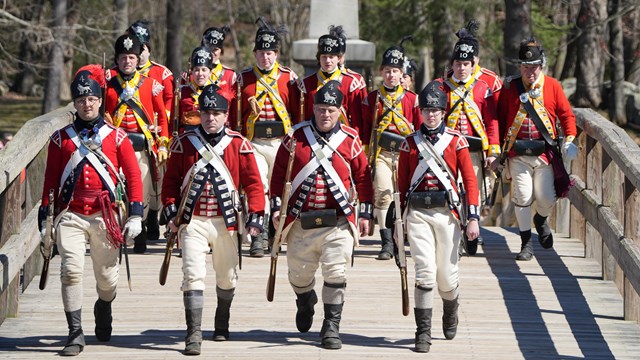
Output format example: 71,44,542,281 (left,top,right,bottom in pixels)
488,145,501,157
157,136,169,148
564,135,576,144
